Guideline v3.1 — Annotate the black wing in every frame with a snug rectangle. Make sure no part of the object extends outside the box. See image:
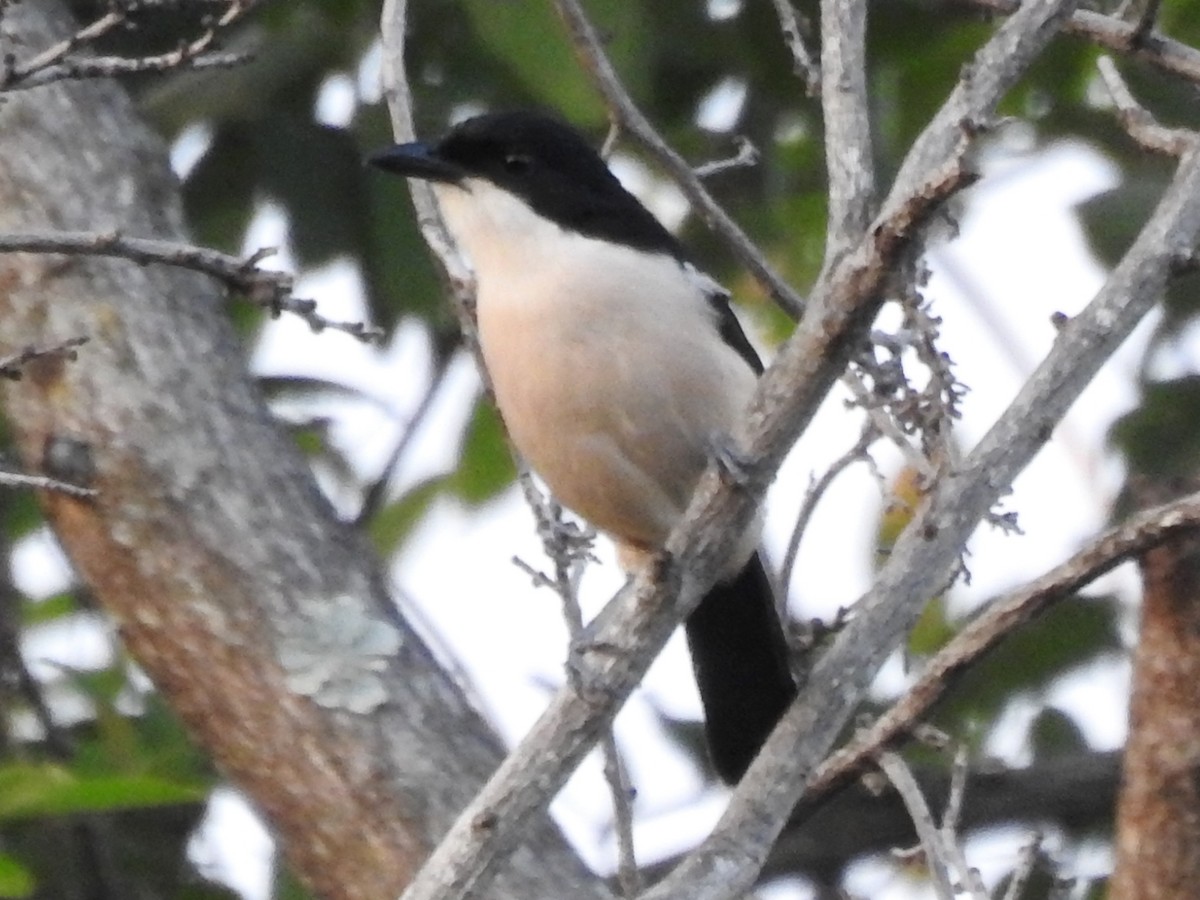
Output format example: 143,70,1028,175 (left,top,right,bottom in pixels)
684,263,764,375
